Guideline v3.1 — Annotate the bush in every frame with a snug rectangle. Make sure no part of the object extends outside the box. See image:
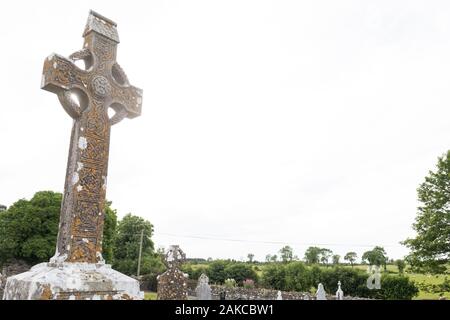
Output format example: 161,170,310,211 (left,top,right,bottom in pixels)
225,263,258,285
243,279,255,289
378,275,419,300
261,263,286,290
284,262,312,292
207,260,229,284
224,278,237,288
318,267,374,298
